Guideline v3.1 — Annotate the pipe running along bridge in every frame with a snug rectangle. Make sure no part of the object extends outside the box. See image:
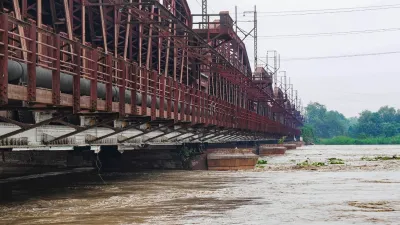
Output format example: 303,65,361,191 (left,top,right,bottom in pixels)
0,0,303,151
